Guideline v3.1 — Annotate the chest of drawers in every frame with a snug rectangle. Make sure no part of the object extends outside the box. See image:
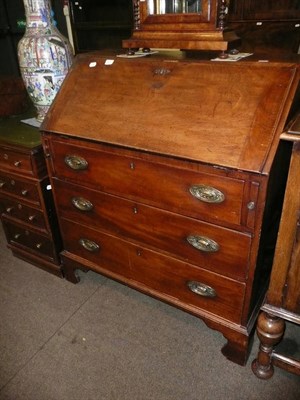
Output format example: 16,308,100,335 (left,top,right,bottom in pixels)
0,117,62,276
41,53,300,365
